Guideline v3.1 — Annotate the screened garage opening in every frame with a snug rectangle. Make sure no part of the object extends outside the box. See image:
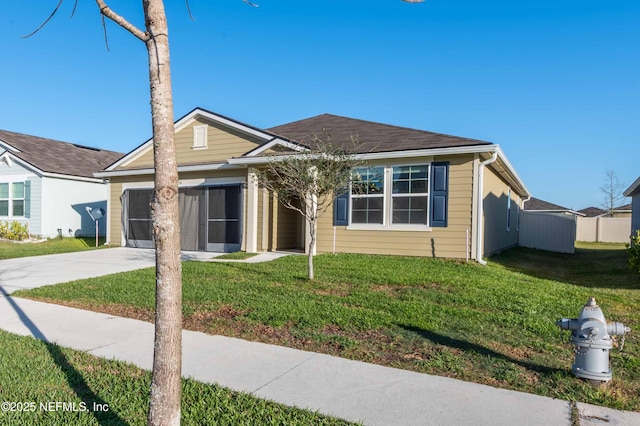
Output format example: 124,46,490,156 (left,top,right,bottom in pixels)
123,184,243,252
